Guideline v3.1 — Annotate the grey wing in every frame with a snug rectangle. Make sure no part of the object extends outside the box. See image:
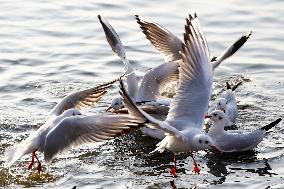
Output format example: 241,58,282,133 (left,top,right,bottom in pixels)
44,114,141,162
135,15,183,62
212,31,252,69
119,79,184,138
99,15,139,98
216,130,265,152
165,14,212,130
136,61,179,102
98,15,125,59
225,91,238,123
50,78,118,116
